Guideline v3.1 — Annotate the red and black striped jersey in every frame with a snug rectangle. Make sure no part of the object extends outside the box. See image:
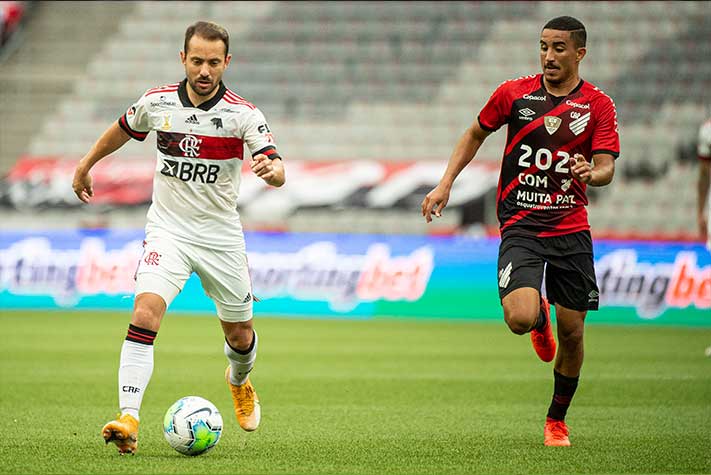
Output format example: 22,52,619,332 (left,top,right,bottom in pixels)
478,74,619,238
